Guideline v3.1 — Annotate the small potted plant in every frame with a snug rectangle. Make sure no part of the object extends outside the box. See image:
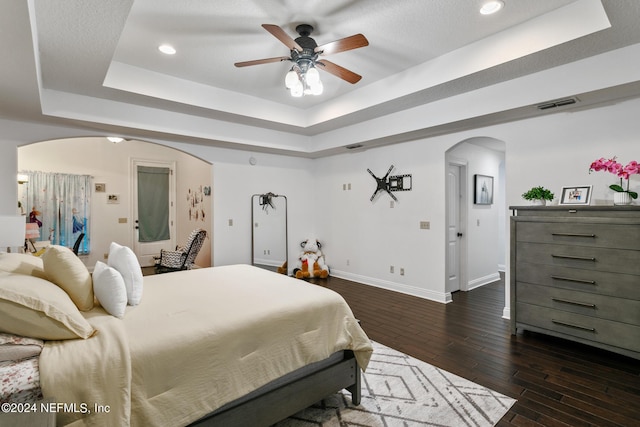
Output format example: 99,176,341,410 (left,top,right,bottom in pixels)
522,186,554,206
